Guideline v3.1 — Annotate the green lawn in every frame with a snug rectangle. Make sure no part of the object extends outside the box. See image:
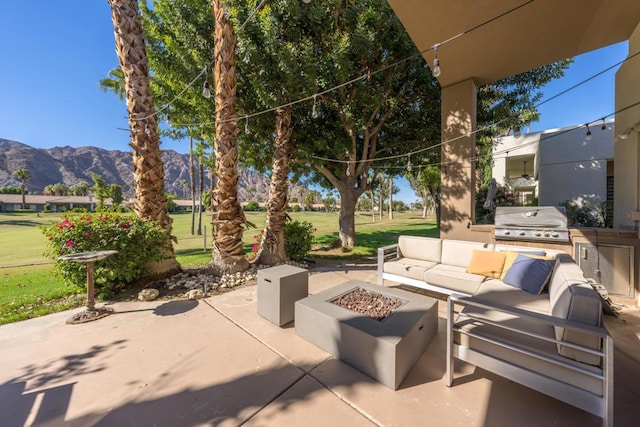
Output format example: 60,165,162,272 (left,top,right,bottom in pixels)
0,210,437,324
